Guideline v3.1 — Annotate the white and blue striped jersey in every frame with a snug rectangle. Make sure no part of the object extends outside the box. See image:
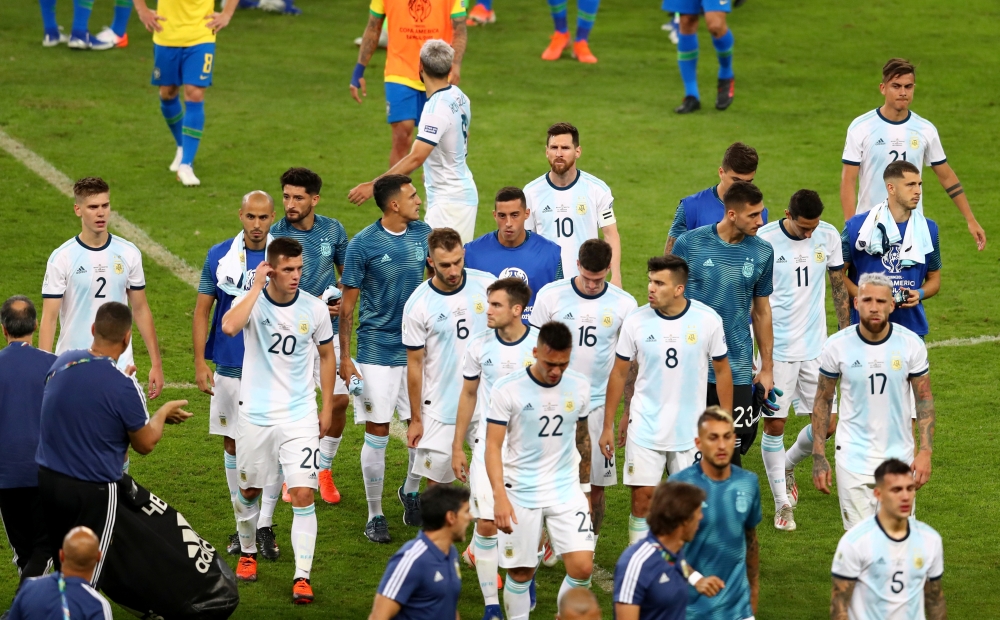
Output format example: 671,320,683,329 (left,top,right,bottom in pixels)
819,324,929,475
758,219,844,361
415,85,477,208
42,235,145,370
529,279,637,408
843,109,947,213
615,301,728,452
831,515,943,620
487,367,591,509
402,269,495,424
237,290,334,426
523,170,616,279
463,326,538,461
